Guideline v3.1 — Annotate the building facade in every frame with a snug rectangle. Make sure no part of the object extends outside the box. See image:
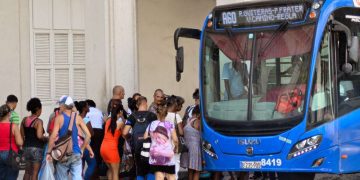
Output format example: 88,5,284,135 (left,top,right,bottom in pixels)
0,0,218,123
